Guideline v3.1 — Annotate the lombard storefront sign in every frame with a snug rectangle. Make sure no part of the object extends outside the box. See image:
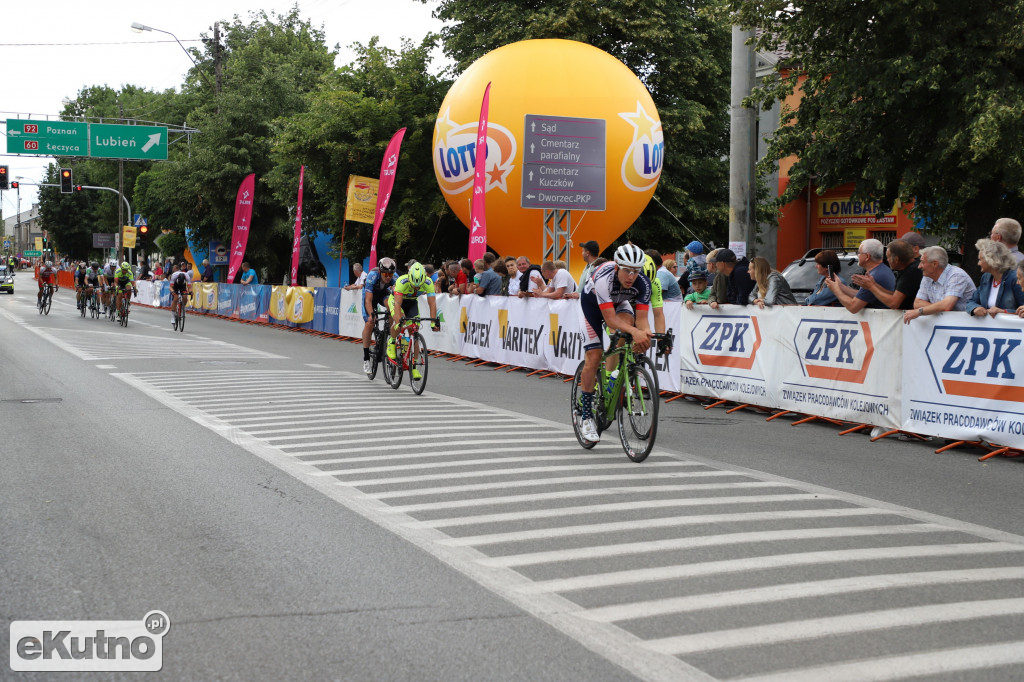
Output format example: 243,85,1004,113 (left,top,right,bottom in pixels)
818,197,898,227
